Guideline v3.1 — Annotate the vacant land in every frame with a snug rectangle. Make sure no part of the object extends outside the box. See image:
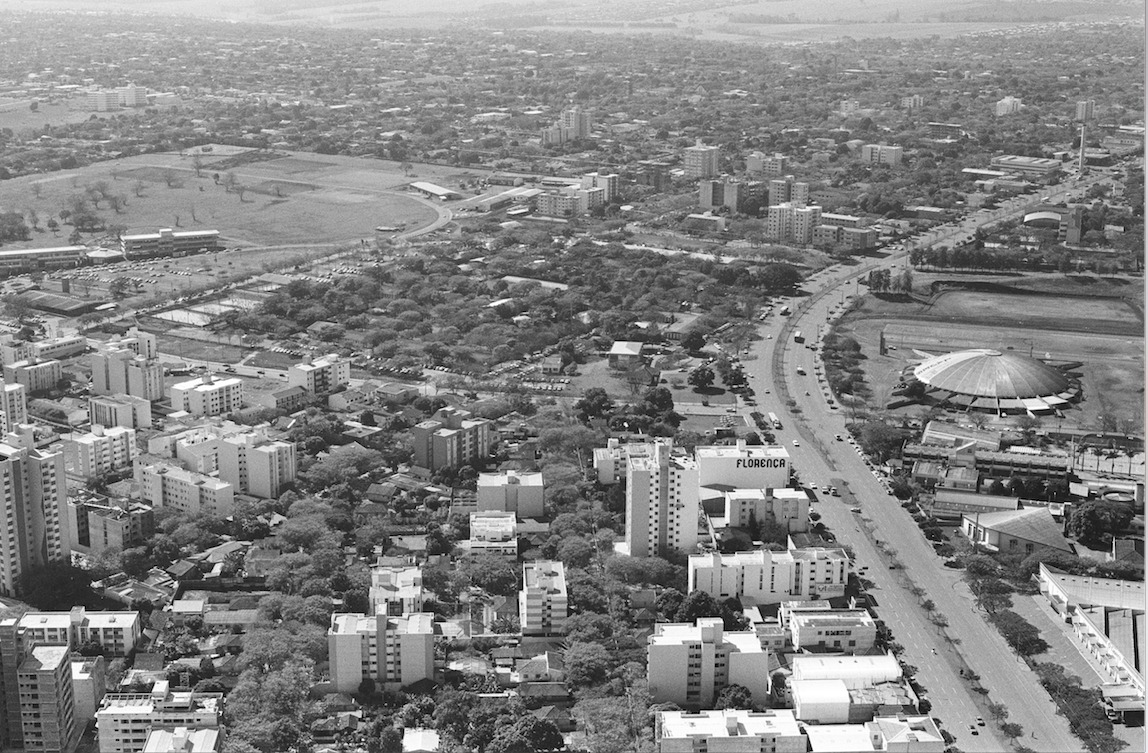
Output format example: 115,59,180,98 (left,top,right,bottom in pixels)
0,148,458,249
